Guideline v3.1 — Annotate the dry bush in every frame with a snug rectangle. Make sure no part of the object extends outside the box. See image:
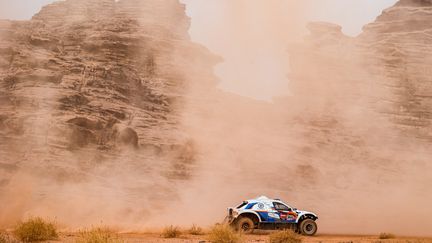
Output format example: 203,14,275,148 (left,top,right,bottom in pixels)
0,232,19,243
77,227,123,243
379,233,396,239
0,233,7,243
268,230,302,243
207,224,242,243
189,225,204,235
13,217,58,242
161,225,181,238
